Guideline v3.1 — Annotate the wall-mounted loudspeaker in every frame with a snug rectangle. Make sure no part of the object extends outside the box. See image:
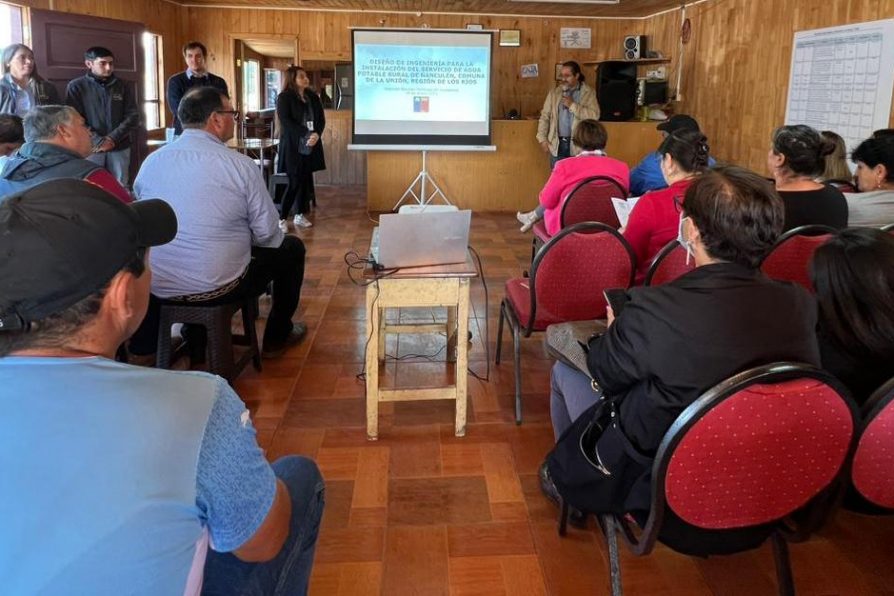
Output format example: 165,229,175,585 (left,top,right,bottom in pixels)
623,35,647,60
